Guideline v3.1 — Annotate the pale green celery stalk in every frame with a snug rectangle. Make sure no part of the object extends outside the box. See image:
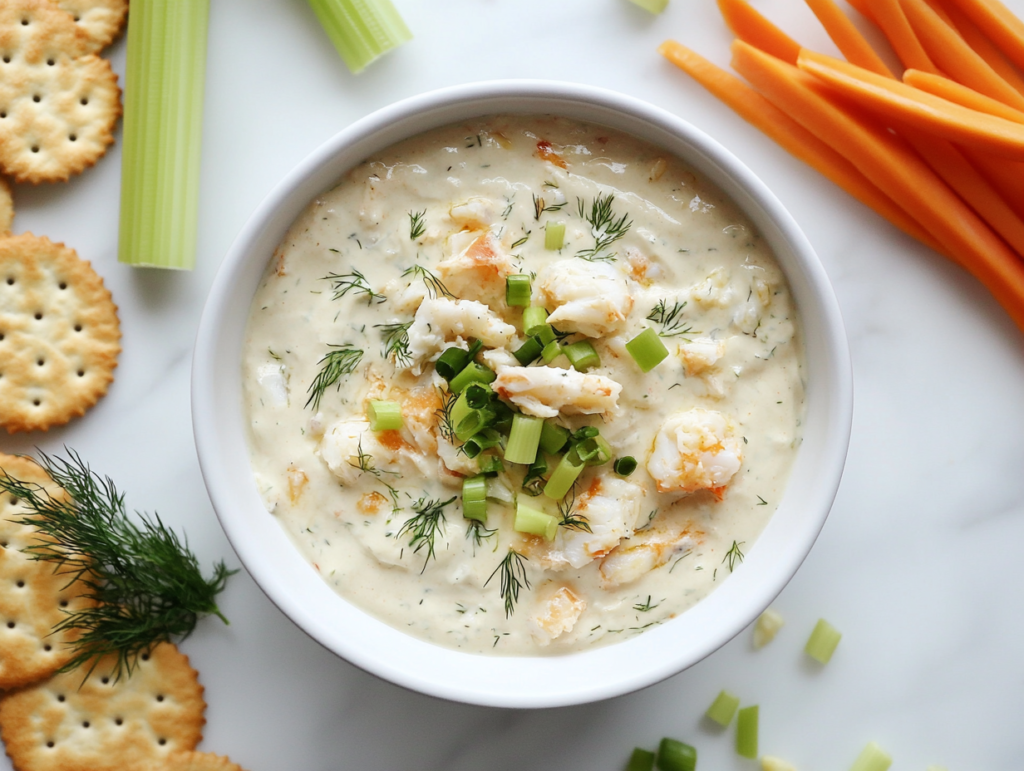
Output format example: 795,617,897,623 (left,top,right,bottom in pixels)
849,742,892,771
627,0,669,14
119,0,209,270
308,0,412,74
